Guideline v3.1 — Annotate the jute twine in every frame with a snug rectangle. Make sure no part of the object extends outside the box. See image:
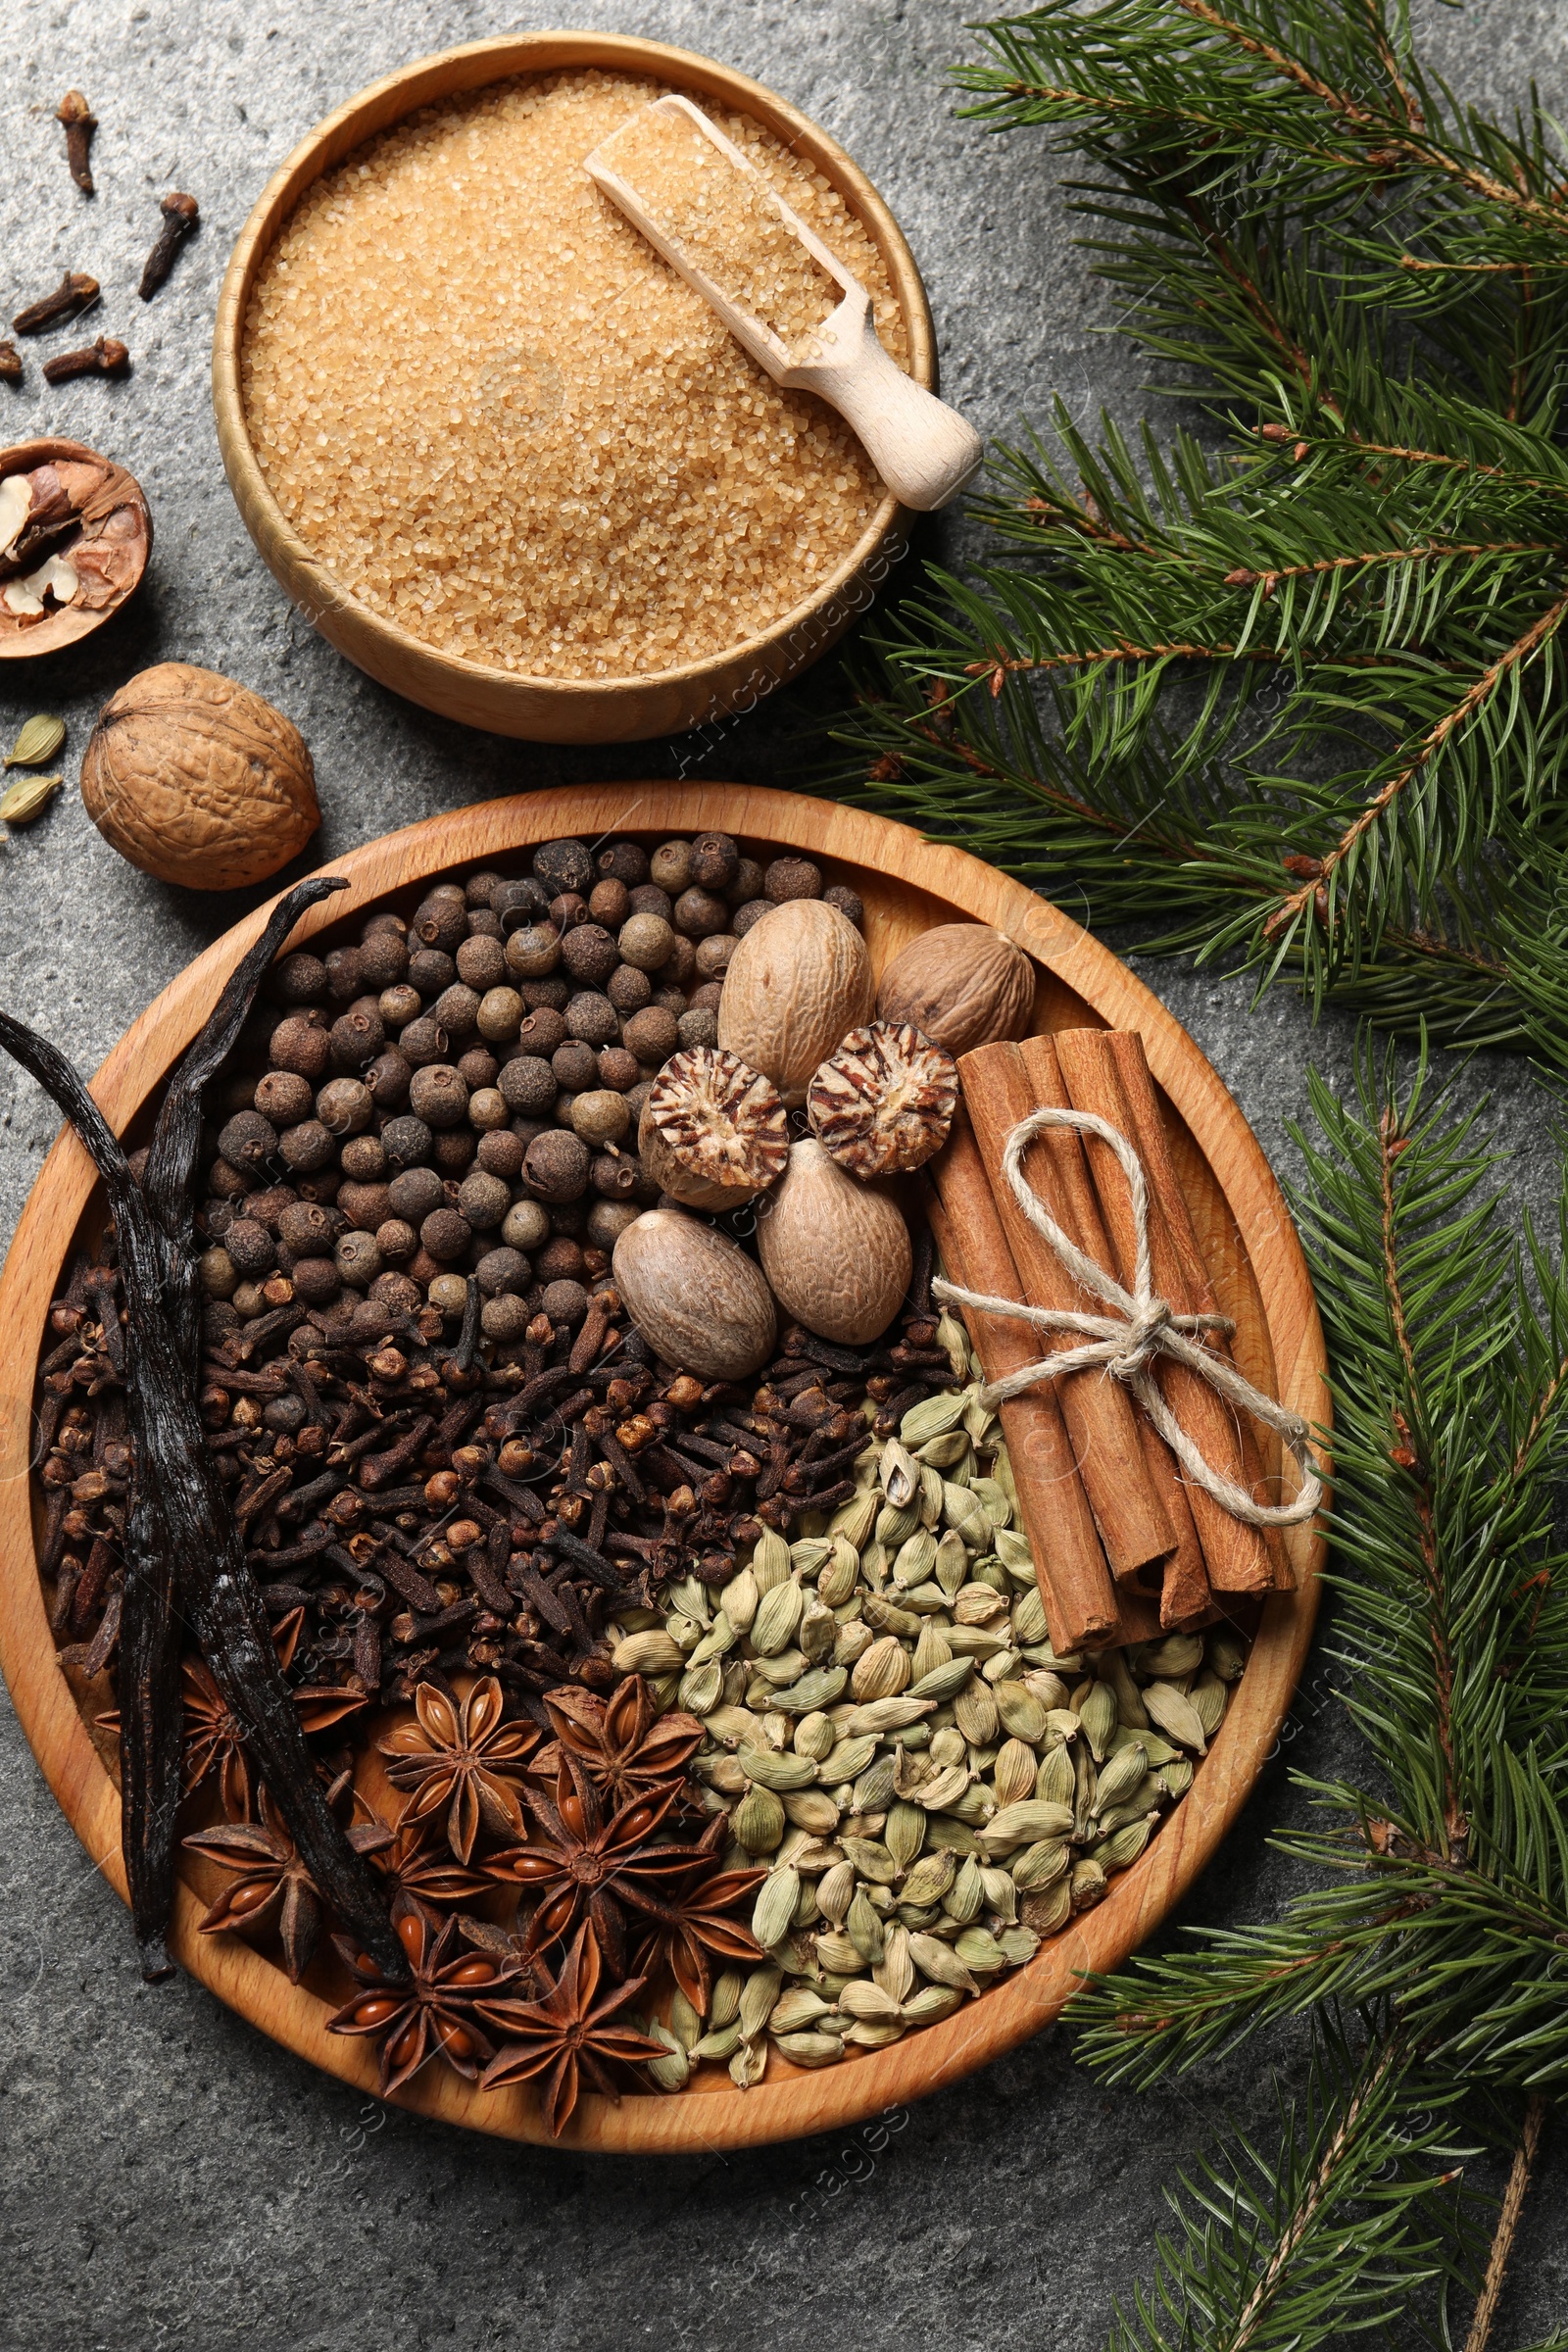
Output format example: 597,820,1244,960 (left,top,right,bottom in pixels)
931,1105,1322,1529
